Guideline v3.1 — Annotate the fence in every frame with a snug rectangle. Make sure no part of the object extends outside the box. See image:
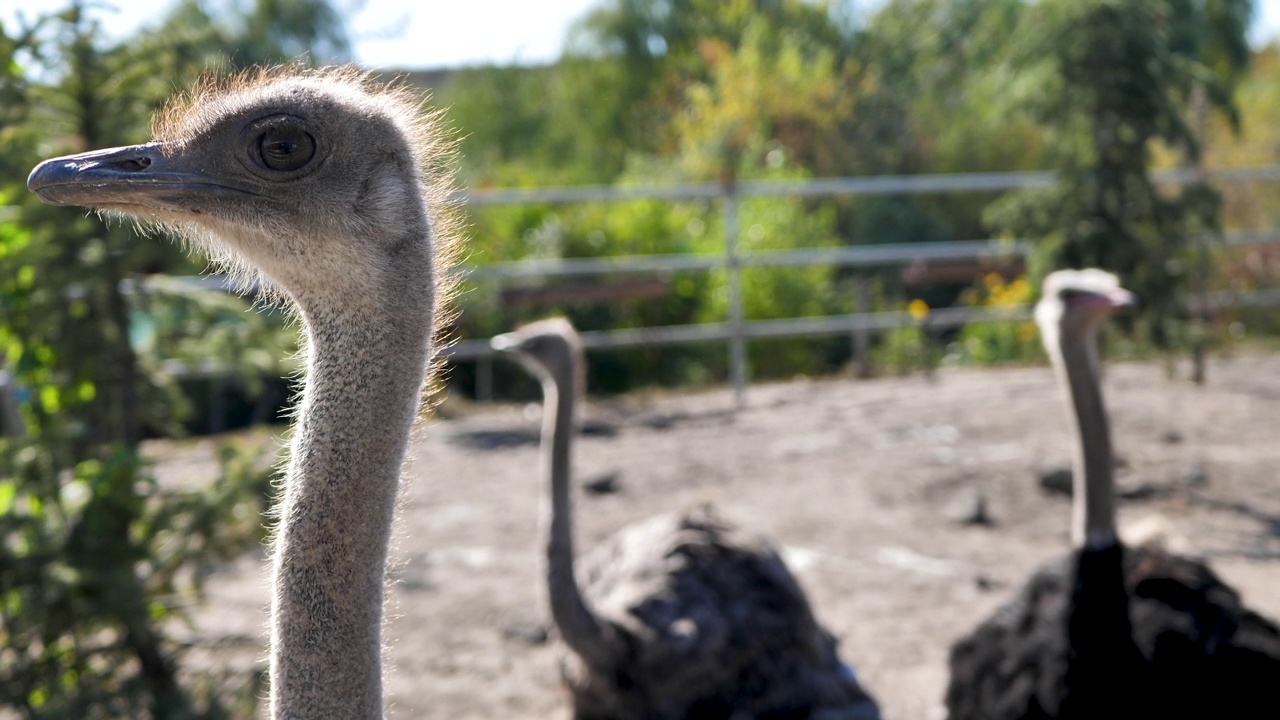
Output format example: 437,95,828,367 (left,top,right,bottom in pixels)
4,167,1279,435
447,167,1280,405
